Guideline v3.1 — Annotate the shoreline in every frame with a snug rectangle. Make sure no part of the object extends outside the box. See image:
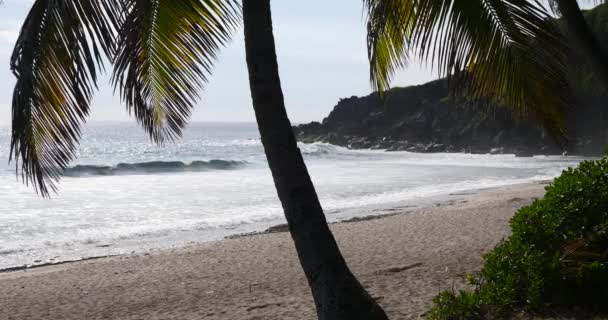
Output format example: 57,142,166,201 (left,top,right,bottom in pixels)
1,182,547,319
0,210,409,274
0,180,550,273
